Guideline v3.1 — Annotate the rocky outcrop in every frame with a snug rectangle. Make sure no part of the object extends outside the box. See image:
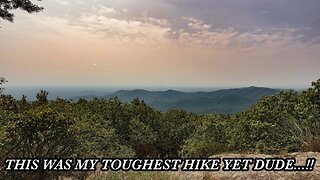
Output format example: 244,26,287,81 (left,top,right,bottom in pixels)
174,152,320,180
